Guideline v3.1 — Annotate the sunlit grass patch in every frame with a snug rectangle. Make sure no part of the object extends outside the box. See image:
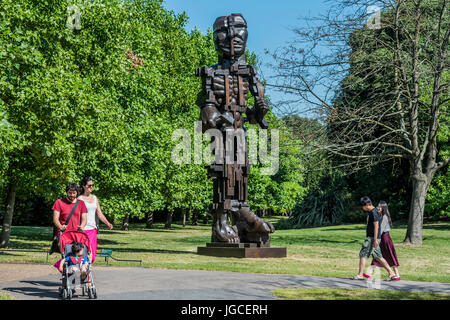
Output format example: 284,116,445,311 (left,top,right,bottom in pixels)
0,290,15,300
271,288,450,300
